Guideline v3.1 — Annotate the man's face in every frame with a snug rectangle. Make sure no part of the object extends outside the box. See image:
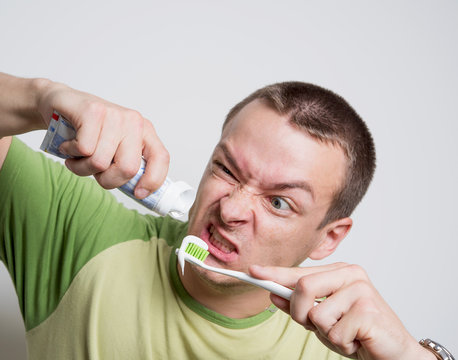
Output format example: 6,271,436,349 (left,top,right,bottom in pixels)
186,100,348,290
